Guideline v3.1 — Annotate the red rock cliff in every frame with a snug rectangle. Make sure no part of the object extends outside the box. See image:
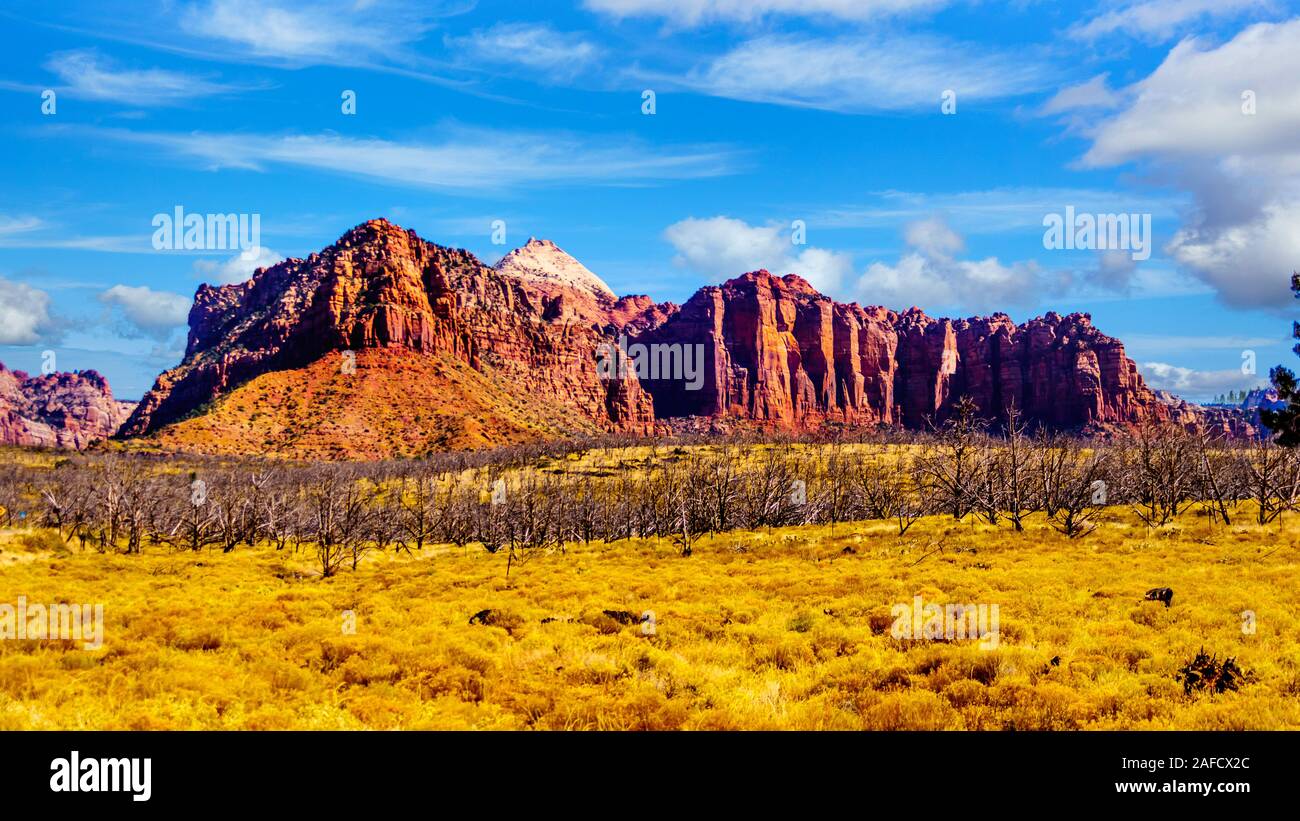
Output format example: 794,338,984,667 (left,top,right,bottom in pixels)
633,270,1171,431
